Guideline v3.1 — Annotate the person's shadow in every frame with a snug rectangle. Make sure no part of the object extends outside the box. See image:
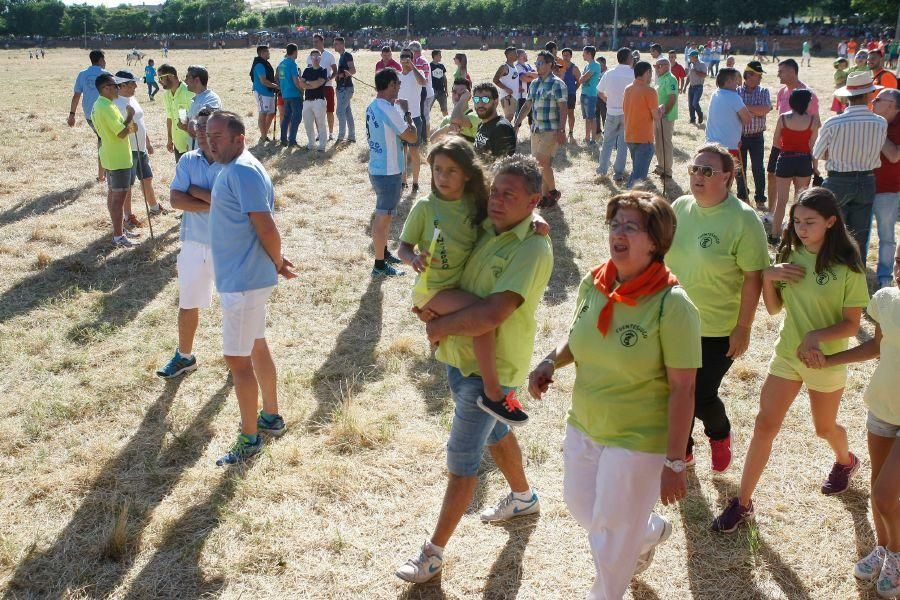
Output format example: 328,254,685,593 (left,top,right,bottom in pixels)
481,515,538,600
308,277,384,427
5,377,232,599
0,181,93,227
540,207,581,306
